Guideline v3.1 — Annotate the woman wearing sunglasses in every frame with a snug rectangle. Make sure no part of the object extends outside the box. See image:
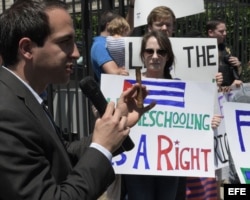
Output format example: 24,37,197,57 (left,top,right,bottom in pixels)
123,30,178,200
122,31,222,200
140,31,174,79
